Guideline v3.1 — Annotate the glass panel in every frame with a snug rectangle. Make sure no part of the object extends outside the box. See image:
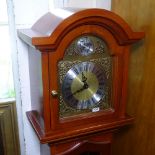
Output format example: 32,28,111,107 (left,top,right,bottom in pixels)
58,35,112,118
0,25,15,99
0,0,15,99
